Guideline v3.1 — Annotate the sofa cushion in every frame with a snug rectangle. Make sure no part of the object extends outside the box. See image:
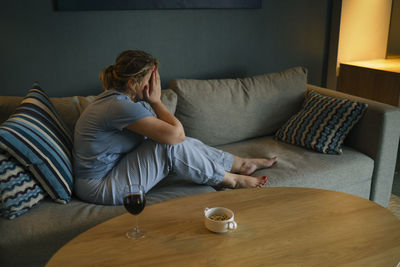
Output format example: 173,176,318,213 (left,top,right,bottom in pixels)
50,96,96,133
58,89,177,131
0,149,46,219
217,136,374,199
57,89,177,133
160,89,178,115
0,84,73,204
275,90,368,154
0,95,84,133
0,89,178,134
170,67,308,146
